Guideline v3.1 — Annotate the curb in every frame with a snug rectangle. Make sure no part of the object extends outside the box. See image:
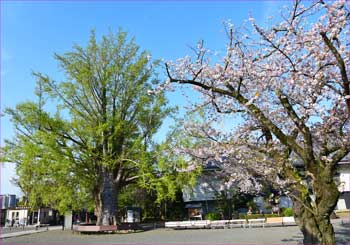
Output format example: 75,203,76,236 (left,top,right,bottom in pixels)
0,226,62,239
